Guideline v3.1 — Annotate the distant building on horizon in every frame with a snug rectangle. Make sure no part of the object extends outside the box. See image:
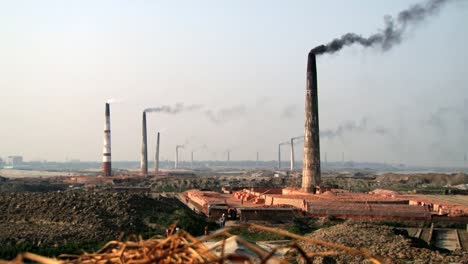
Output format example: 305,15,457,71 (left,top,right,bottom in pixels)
8,156,23,165
4,156,24,169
